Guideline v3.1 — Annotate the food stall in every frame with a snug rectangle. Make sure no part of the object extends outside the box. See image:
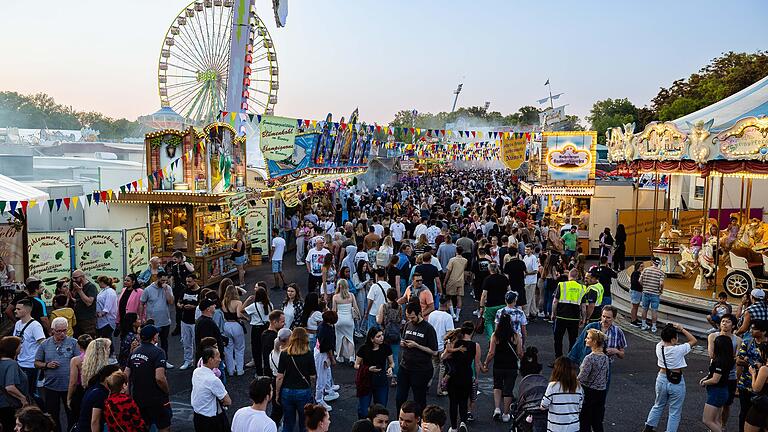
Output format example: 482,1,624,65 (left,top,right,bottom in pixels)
521,131,597,254
113,122,251,286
